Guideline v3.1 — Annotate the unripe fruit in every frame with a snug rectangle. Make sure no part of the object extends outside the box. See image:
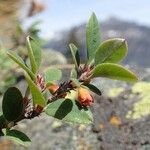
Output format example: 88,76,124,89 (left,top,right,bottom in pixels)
78,87,94,106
